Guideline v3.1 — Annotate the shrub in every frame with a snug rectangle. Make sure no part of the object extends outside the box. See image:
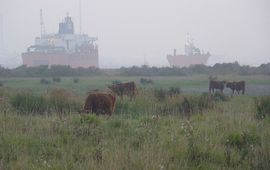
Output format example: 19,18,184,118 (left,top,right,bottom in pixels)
198,92,215,111
52,77,61,82
153,88,167,101
225,131,261,165
73,77,79,83
226,132,261,149
168,87,181,97
140,78,153,85
72,114,102,138
10,93,49,115
177,93,217,117
255,96,270,119
40,78,51,84
213,92,229,101
0,81,3,87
